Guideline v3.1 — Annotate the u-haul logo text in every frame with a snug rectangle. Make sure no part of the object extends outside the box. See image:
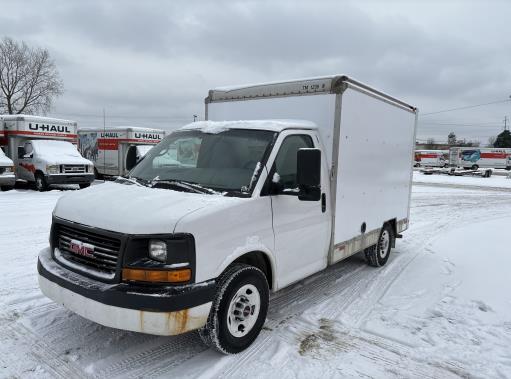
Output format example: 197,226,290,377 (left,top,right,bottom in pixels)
29,124,71,133
134,132,162,140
